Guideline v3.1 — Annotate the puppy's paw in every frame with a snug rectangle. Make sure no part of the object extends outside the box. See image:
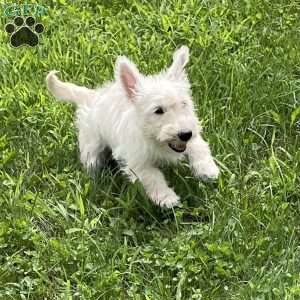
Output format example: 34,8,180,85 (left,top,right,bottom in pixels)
159,192,180,208
192,159,220,181
150,189,180,208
